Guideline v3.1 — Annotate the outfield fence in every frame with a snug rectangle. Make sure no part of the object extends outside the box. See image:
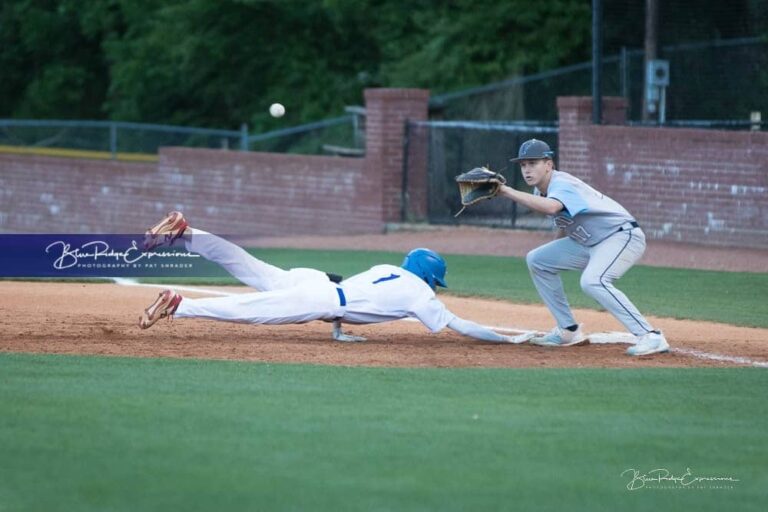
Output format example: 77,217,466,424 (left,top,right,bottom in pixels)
430,37,768,124
0,115,362,160
2,38,763,161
